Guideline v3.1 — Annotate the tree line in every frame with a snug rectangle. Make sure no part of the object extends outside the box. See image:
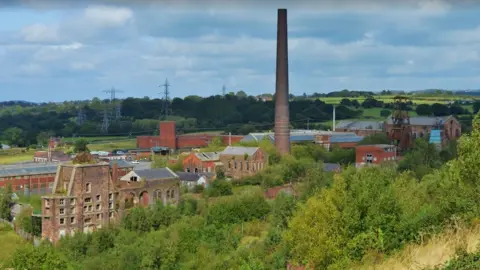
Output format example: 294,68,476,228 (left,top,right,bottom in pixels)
0,90,476,147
